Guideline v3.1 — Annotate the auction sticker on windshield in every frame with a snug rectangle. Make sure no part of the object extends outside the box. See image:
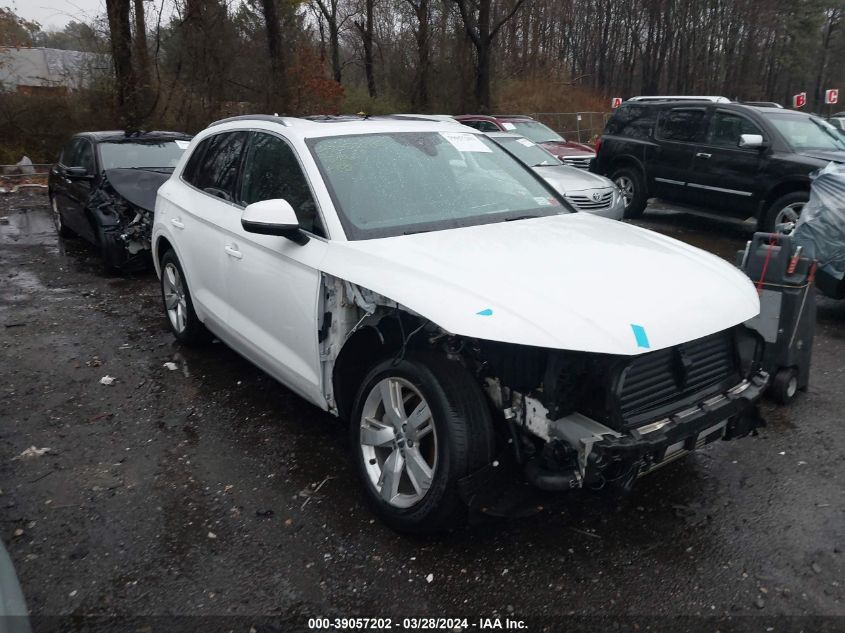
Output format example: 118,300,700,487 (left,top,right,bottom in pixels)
502,122,516,130
175,140,190,149
440,132,492,153
517,138,535,147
